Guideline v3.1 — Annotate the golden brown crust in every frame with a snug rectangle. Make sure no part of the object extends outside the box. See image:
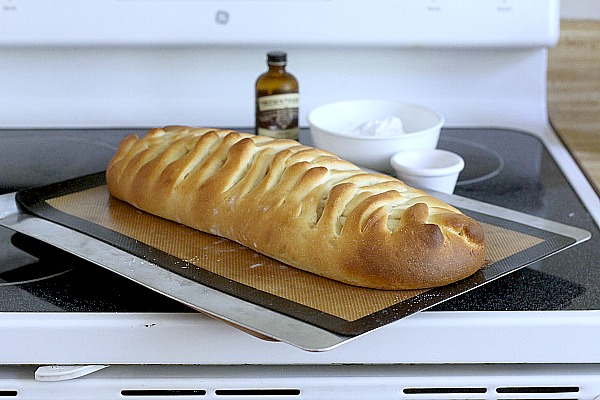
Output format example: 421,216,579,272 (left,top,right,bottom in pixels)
106,126,486,290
